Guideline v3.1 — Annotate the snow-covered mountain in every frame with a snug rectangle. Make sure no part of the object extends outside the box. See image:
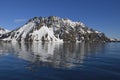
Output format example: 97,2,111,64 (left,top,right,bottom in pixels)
0,16,110,42
0,27,9,34
0,27,10,38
